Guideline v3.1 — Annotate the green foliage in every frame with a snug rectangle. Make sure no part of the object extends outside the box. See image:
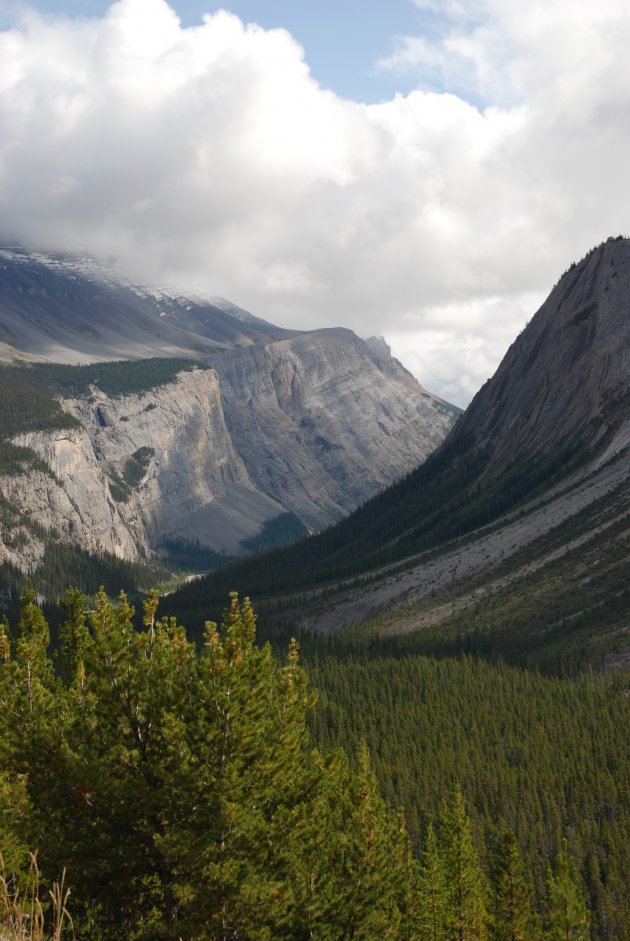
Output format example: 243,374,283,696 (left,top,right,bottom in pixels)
0,370,79,439
0,359,206,443
13,358,206,398
239,512,309,554
0,444,55,478
159,538,234,573
440,785,488,940
107,471,130,502
491,828,534,941
0,590,614,939
347,473,630,675
417,822,447,941
545,840,590,940
0,591,417,940
0,530,173,627
121,447,155,489
164,437,586,628
32,540,169,600
307,648,630,940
